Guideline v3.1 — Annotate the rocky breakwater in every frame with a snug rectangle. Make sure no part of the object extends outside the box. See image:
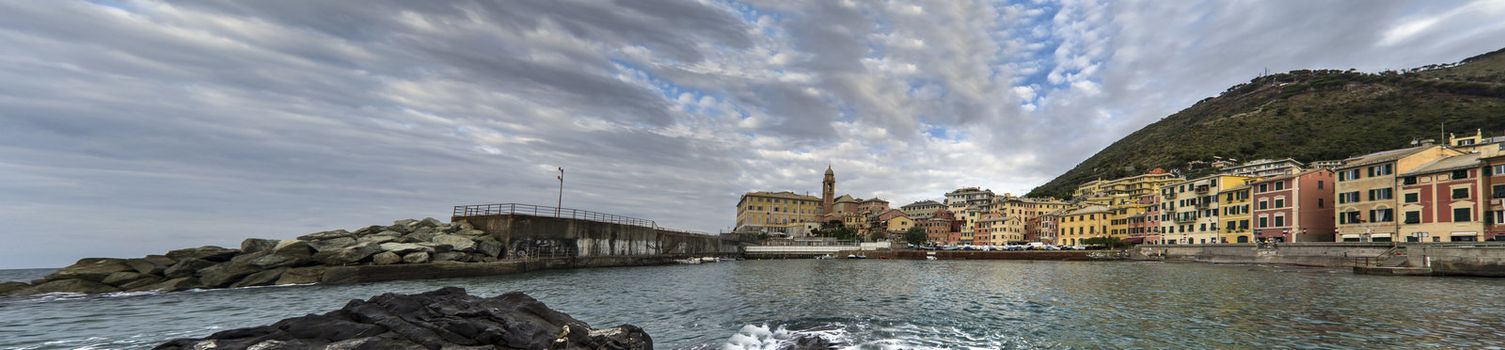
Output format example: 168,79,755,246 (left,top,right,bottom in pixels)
156,287,652,349
0,218,507,296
